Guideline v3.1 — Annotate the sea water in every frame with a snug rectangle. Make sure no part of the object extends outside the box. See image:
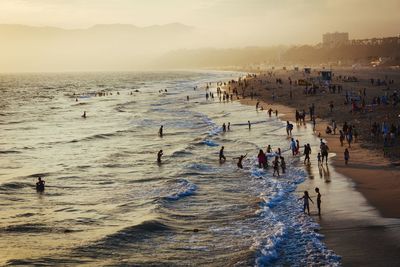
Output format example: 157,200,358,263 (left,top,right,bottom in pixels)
0,71,340,266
